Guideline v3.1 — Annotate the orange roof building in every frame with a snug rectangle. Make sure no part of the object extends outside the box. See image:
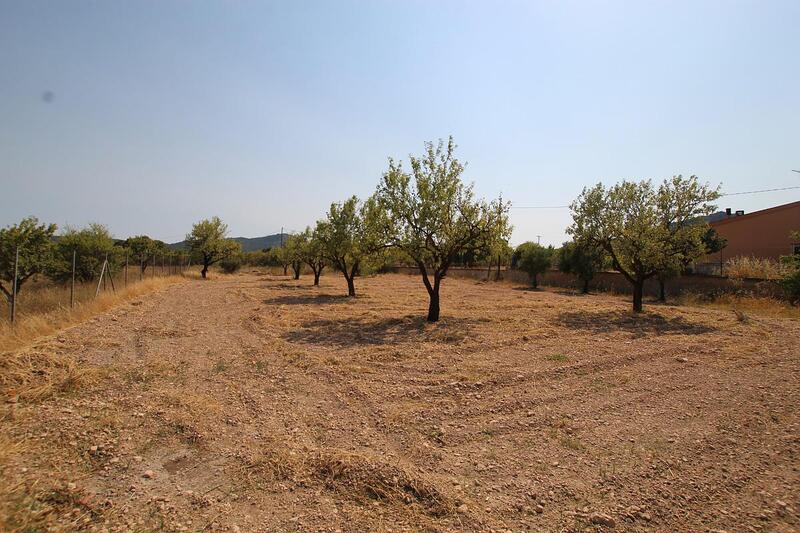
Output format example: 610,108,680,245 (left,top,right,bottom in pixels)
701,201,800,267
